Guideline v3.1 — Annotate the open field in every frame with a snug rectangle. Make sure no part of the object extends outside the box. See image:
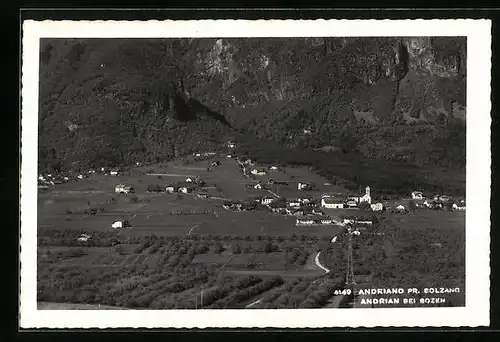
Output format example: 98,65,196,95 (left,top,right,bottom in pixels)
38,302,129,310
194,211,343,237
